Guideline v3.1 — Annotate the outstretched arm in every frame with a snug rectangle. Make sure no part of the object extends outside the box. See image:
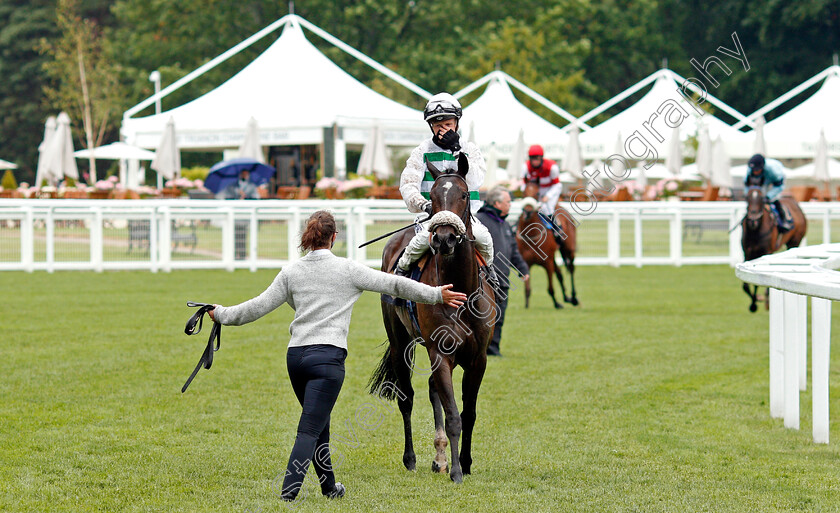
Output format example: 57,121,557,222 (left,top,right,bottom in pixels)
211,271,290,325
349,262,465,307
